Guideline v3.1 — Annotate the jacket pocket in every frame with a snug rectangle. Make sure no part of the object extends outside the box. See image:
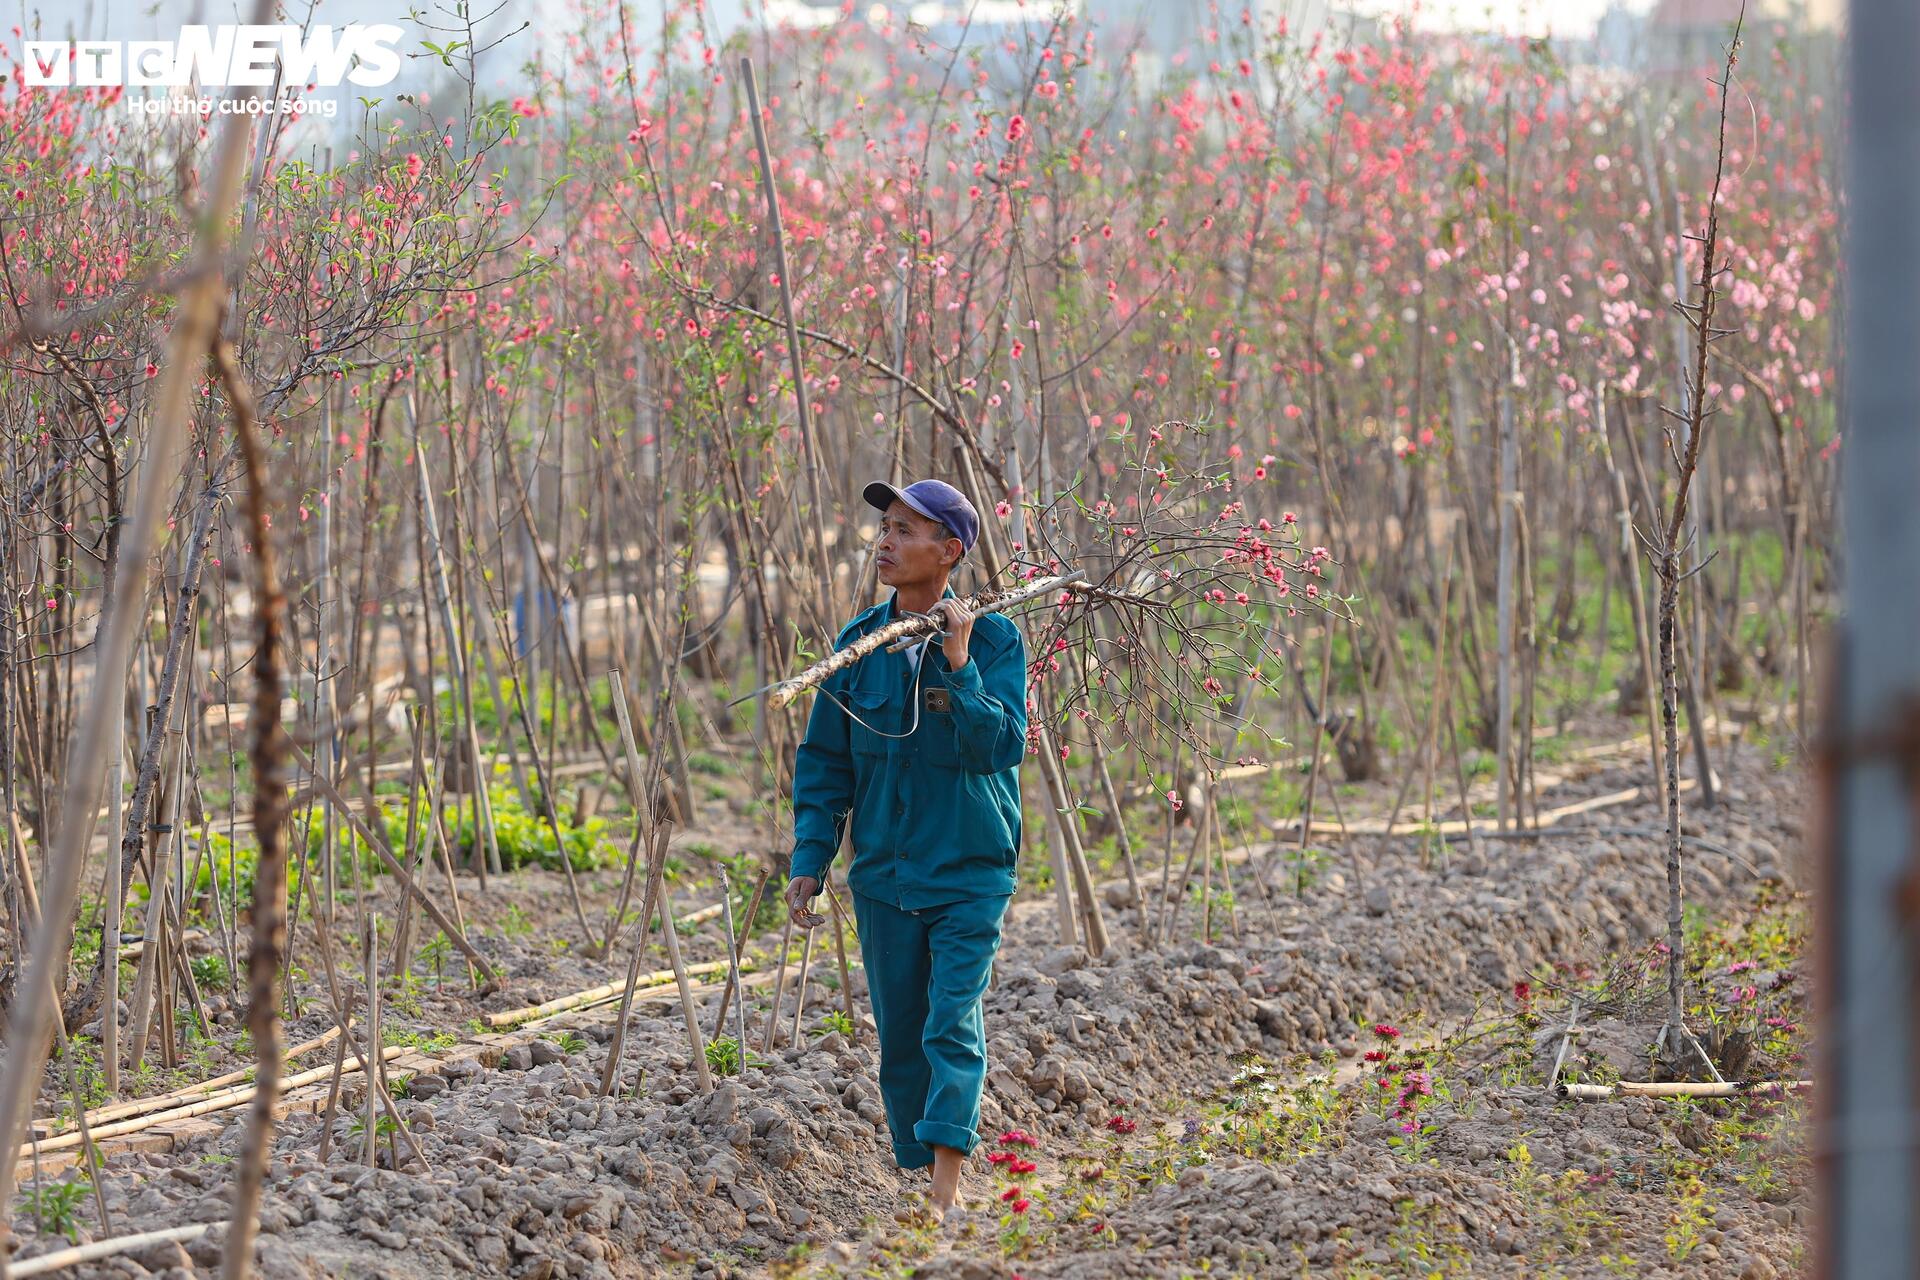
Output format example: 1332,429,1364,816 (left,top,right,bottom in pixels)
846,689,892,757
909,698,966,769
